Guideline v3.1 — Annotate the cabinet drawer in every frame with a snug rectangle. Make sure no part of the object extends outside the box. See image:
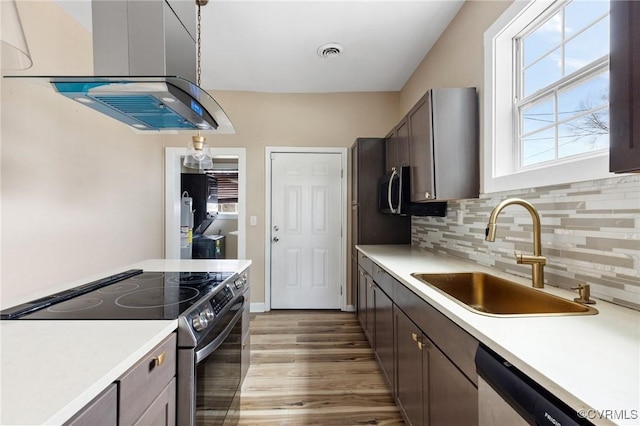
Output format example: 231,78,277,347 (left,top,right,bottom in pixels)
358,252,374,276
395,283,478,385
372,263,394,297
119,333,177,426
